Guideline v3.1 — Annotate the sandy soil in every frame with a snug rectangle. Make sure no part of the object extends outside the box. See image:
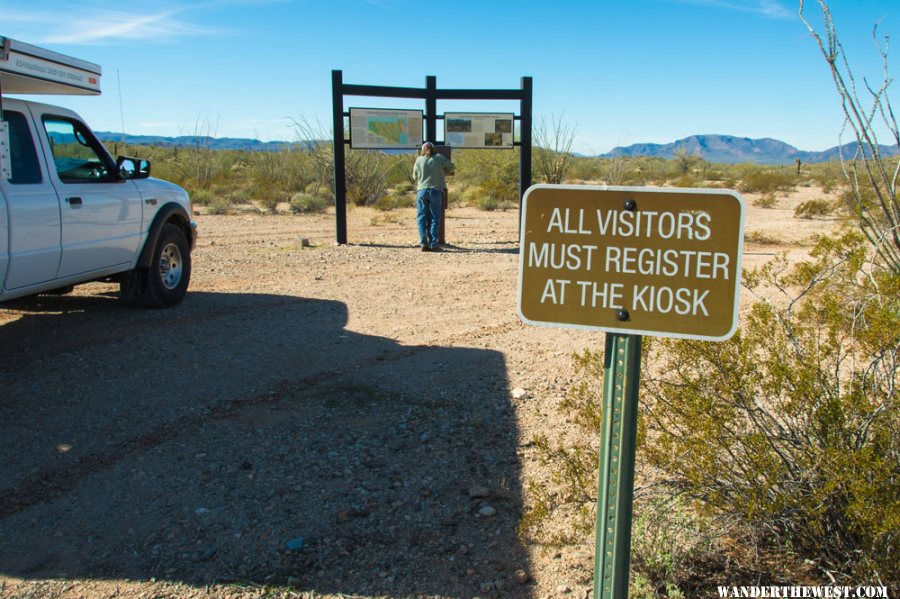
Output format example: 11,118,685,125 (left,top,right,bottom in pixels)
0,186,838,599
